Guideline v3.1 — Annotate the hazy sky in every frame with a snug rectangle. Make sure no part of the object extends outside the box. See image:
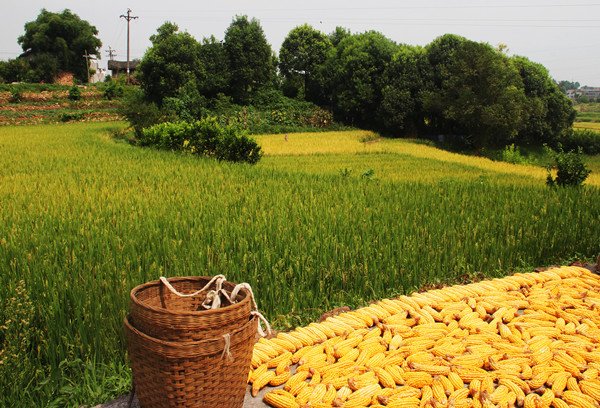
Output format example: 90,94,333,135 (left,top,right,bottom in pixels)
3,1,599,86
